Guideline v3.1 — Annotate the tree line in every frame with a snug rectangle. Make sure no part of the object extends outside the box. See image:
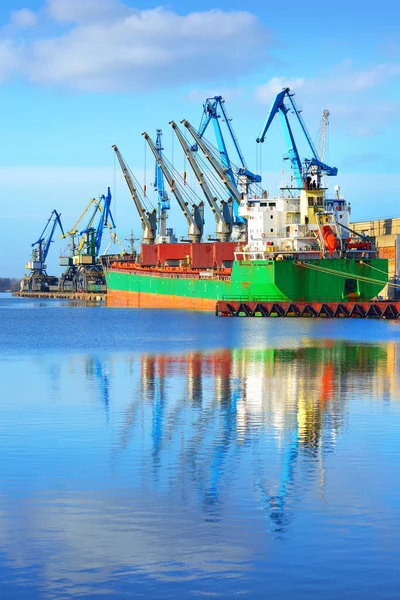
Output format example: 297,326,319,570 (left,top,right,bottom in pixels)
0,278,20,292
